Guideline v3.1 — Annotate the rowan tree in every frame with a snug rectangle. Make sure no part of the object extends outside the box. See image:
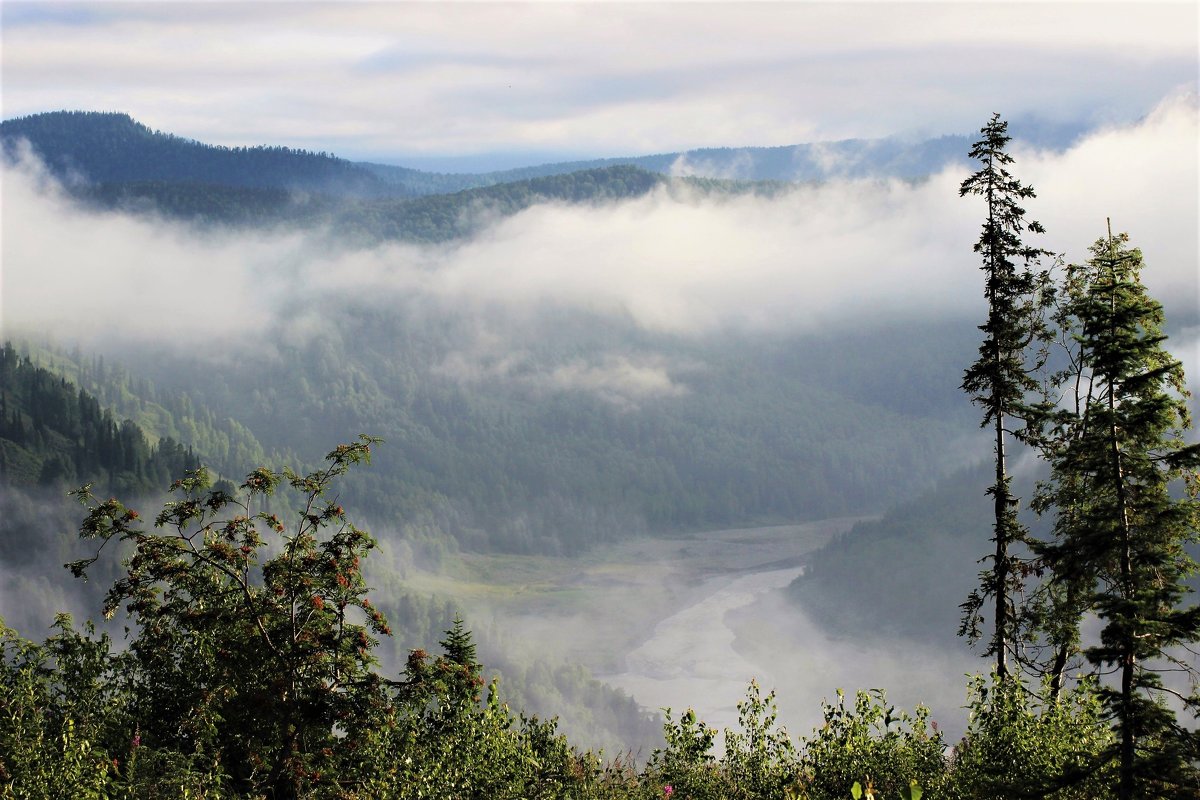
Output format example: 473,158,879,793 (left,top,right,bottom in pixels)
68,435,390,799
